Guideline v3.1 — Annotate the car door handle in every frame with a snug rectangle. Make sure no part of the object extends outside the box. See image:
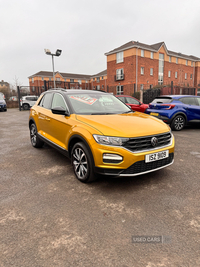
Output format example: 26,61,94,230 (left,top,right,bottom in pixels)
46,118,51,121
